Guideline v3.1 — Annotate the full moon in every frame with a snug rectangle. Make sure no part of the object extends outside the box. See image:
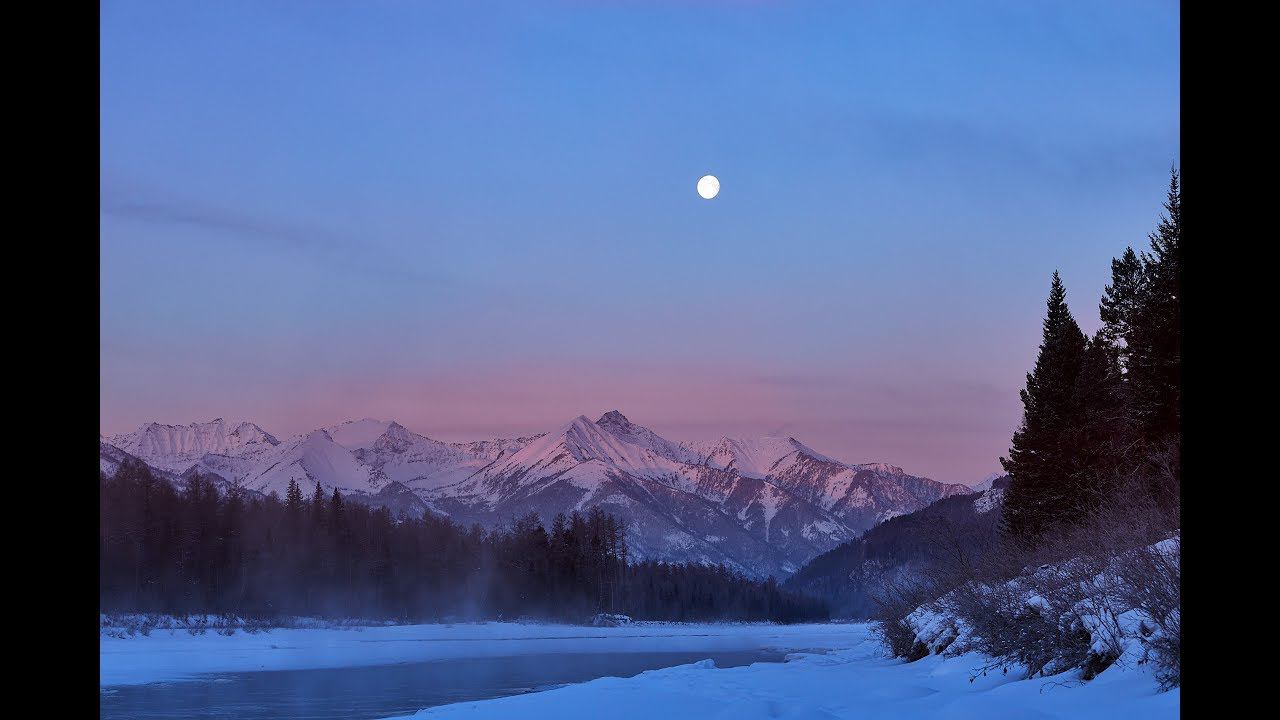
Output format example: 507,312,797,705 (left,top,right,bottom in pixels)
697,174,720,200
